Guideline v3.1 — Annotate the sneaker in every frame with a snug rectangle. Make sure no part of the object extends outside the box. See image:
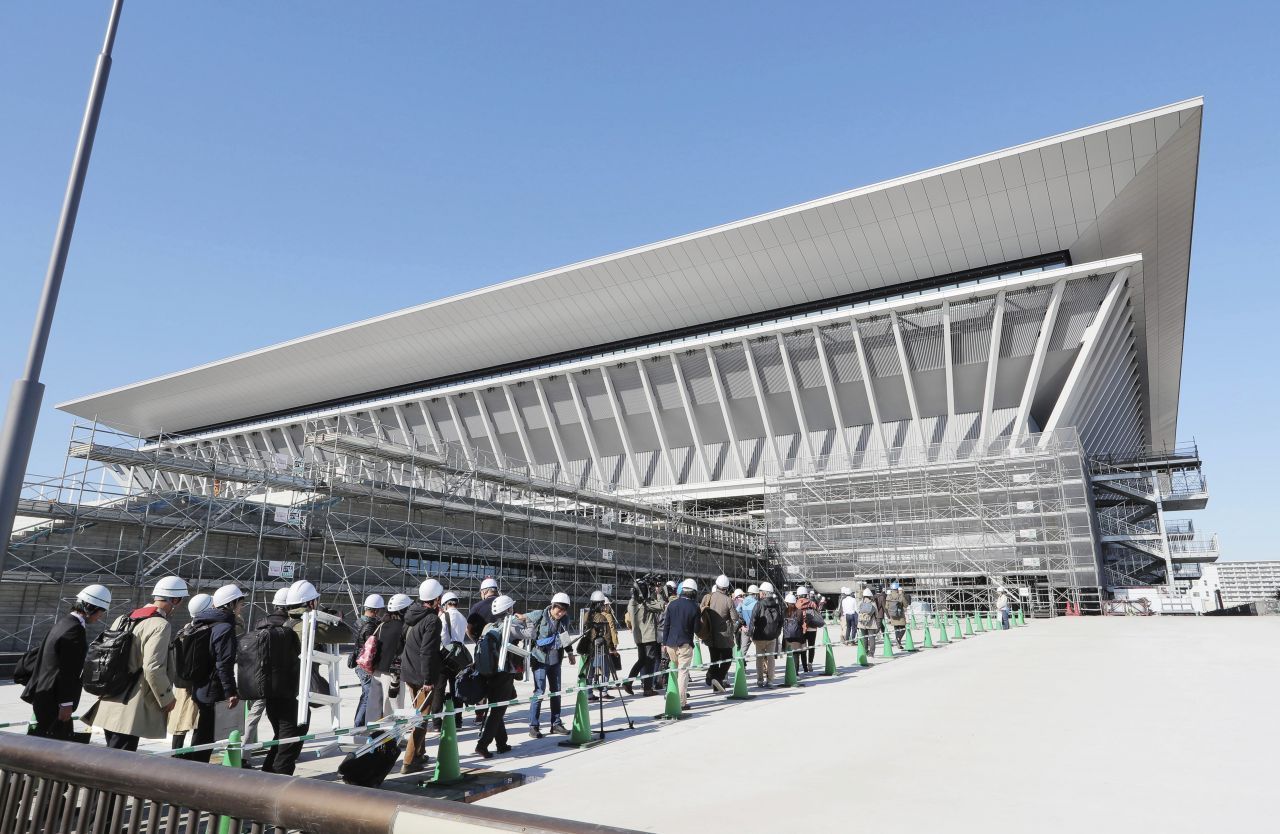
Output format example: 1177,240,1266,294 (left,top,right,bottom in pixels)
549,721,569,735
474,747,493,760
495,743,512,754
710,679,725,693
528,727,542,739
622,681,634,696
